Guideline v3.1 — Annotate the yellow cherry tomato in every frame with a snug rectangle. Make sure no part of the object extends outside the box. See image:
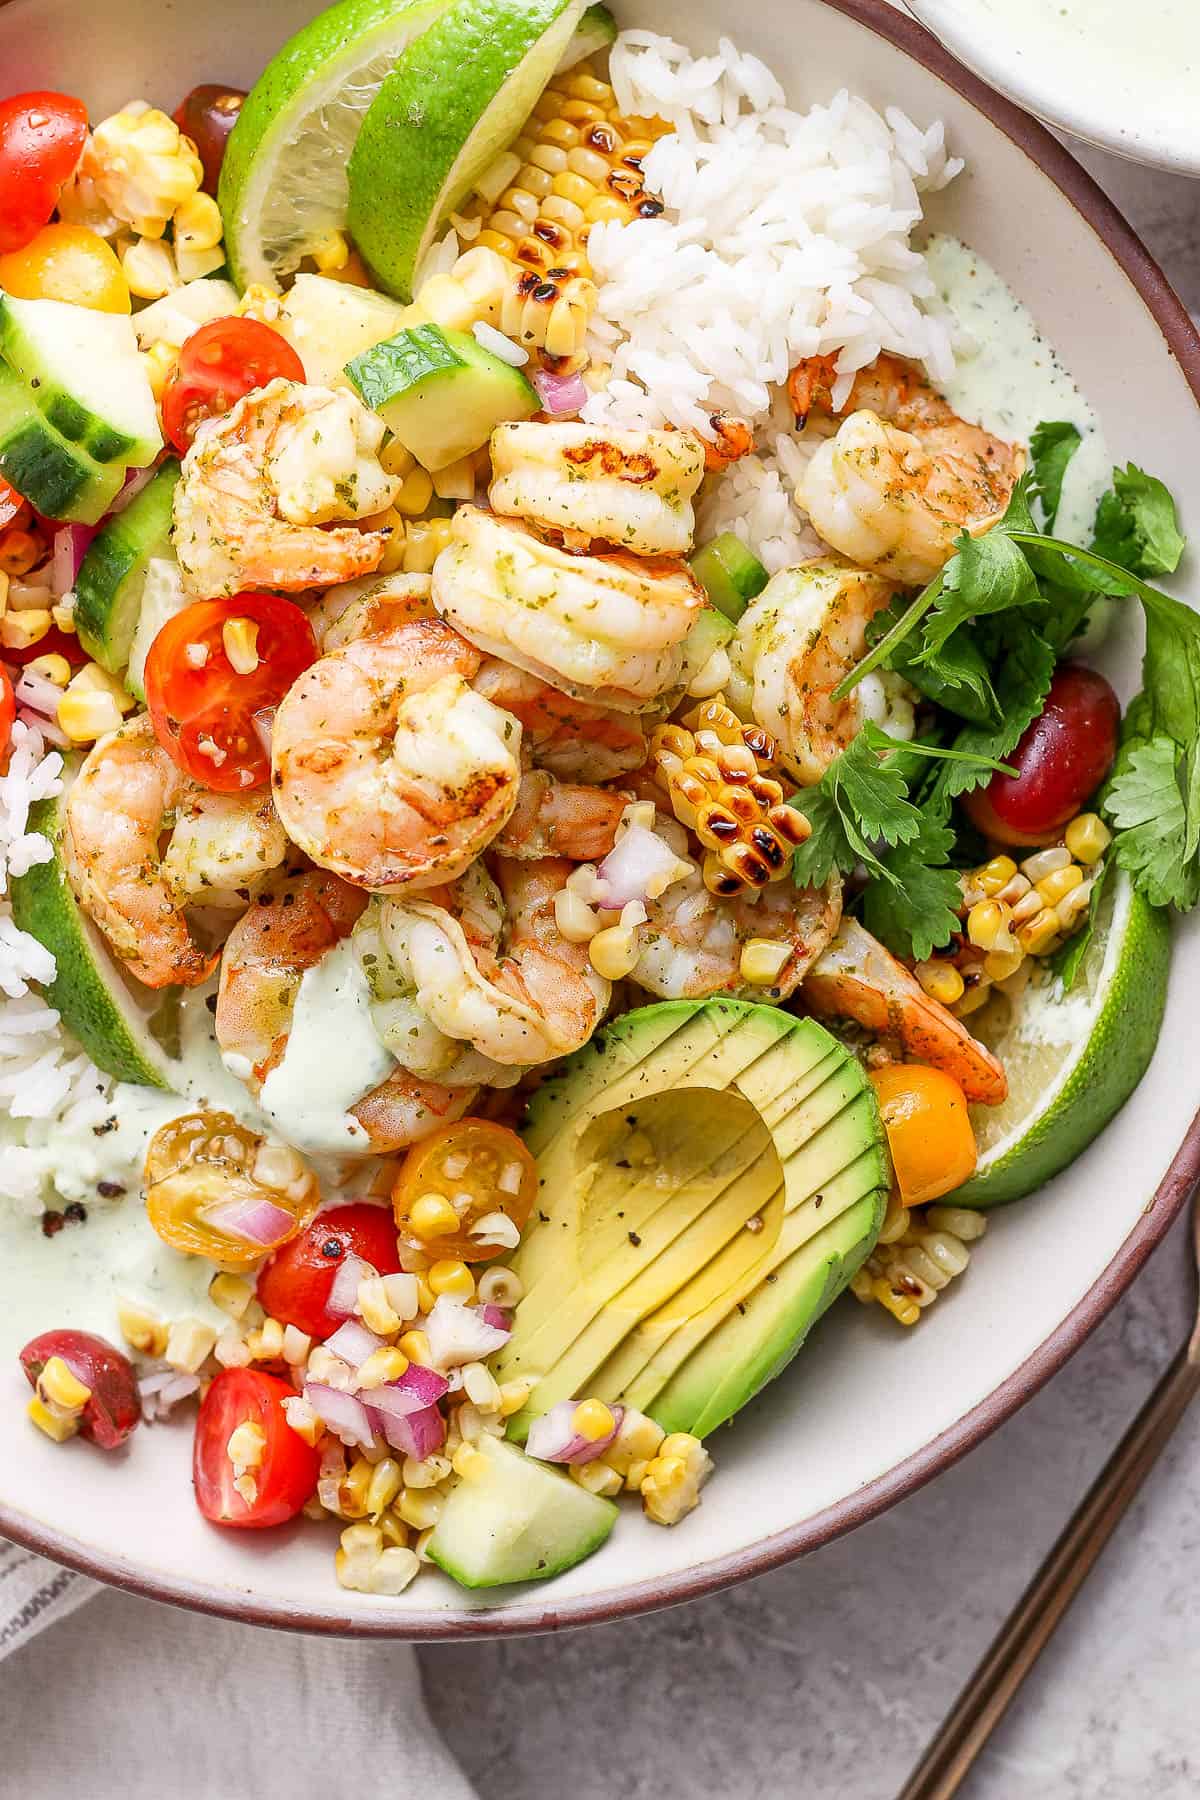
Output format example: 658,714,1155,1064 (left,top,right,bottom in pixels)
392,1119,537,1265
144,1111,319,1270
0,222,131,313
869,1062,978,1206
